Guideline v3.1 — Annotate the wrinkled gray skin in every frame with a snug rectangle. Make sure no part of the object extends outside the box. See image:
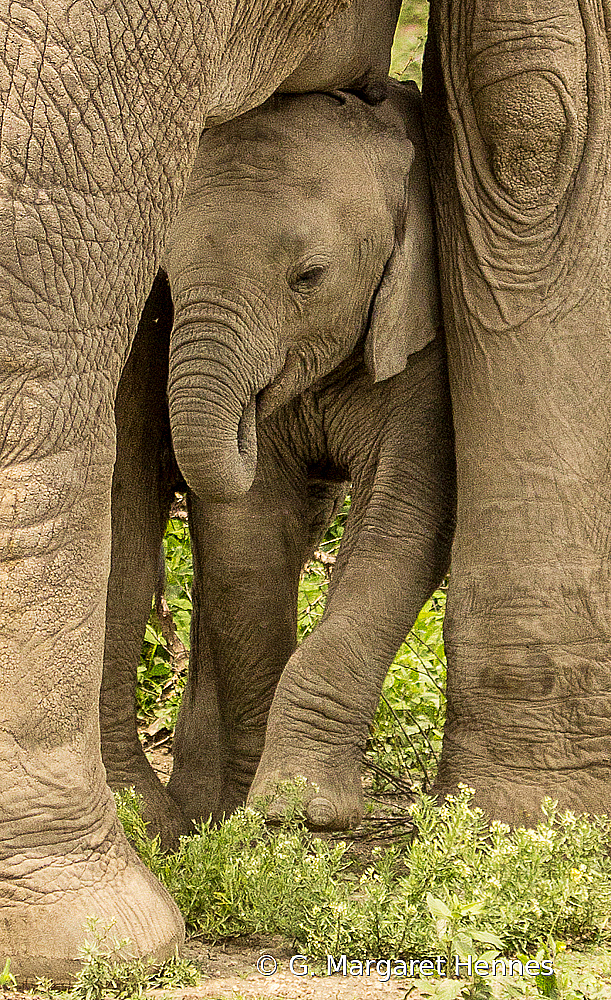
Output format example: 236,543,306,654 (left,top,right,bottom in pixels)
422,1,611,823
5,0,602,979
101,82,455,844
280,0,402,102
0,0,402,983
